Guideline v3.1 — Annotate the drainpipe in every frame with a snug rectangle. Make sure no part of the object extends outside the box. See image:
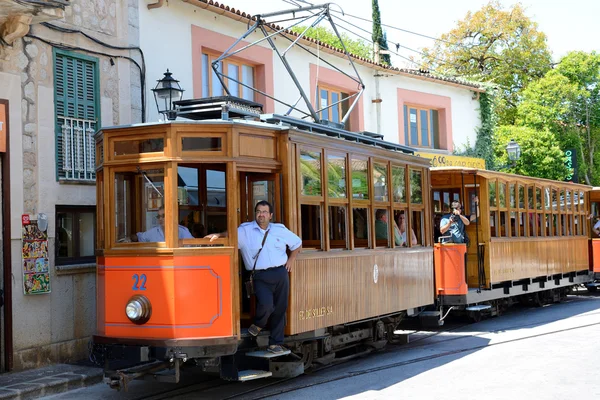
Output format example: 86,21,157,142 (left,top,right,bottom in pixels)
1,99,12,371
